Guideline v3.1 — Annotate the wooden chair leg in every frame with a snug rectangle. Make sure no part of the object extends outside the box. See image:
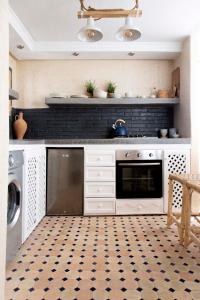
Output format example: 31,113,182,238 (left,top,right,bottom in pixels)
179,185,187,245
183,187,192,247
167,178,174,228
